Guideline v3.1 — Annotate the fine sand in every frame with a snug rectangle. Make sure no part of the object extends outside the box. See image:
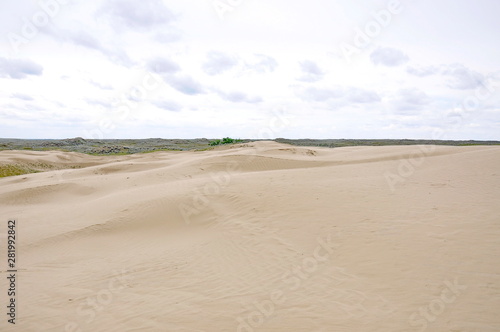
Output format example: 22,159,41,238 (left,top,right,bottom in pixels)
1,141,499,331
